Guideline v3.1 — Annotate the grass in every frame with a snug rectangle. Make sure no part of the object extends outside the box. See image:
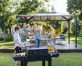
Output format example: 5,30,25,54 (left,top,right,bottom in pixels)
0,53,82,66
70,37,82,46
0,41,14,46
77,37,82,46
0,41,14,49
